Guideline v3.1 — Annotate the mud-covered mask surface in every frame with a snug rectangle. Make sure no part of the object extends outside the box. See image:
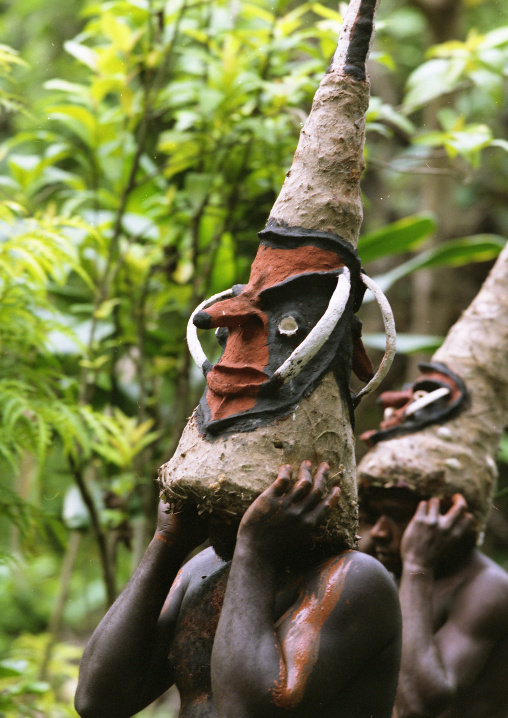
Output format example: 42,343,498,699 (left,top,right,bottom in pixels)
360,361,470,447
192,229,372,437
